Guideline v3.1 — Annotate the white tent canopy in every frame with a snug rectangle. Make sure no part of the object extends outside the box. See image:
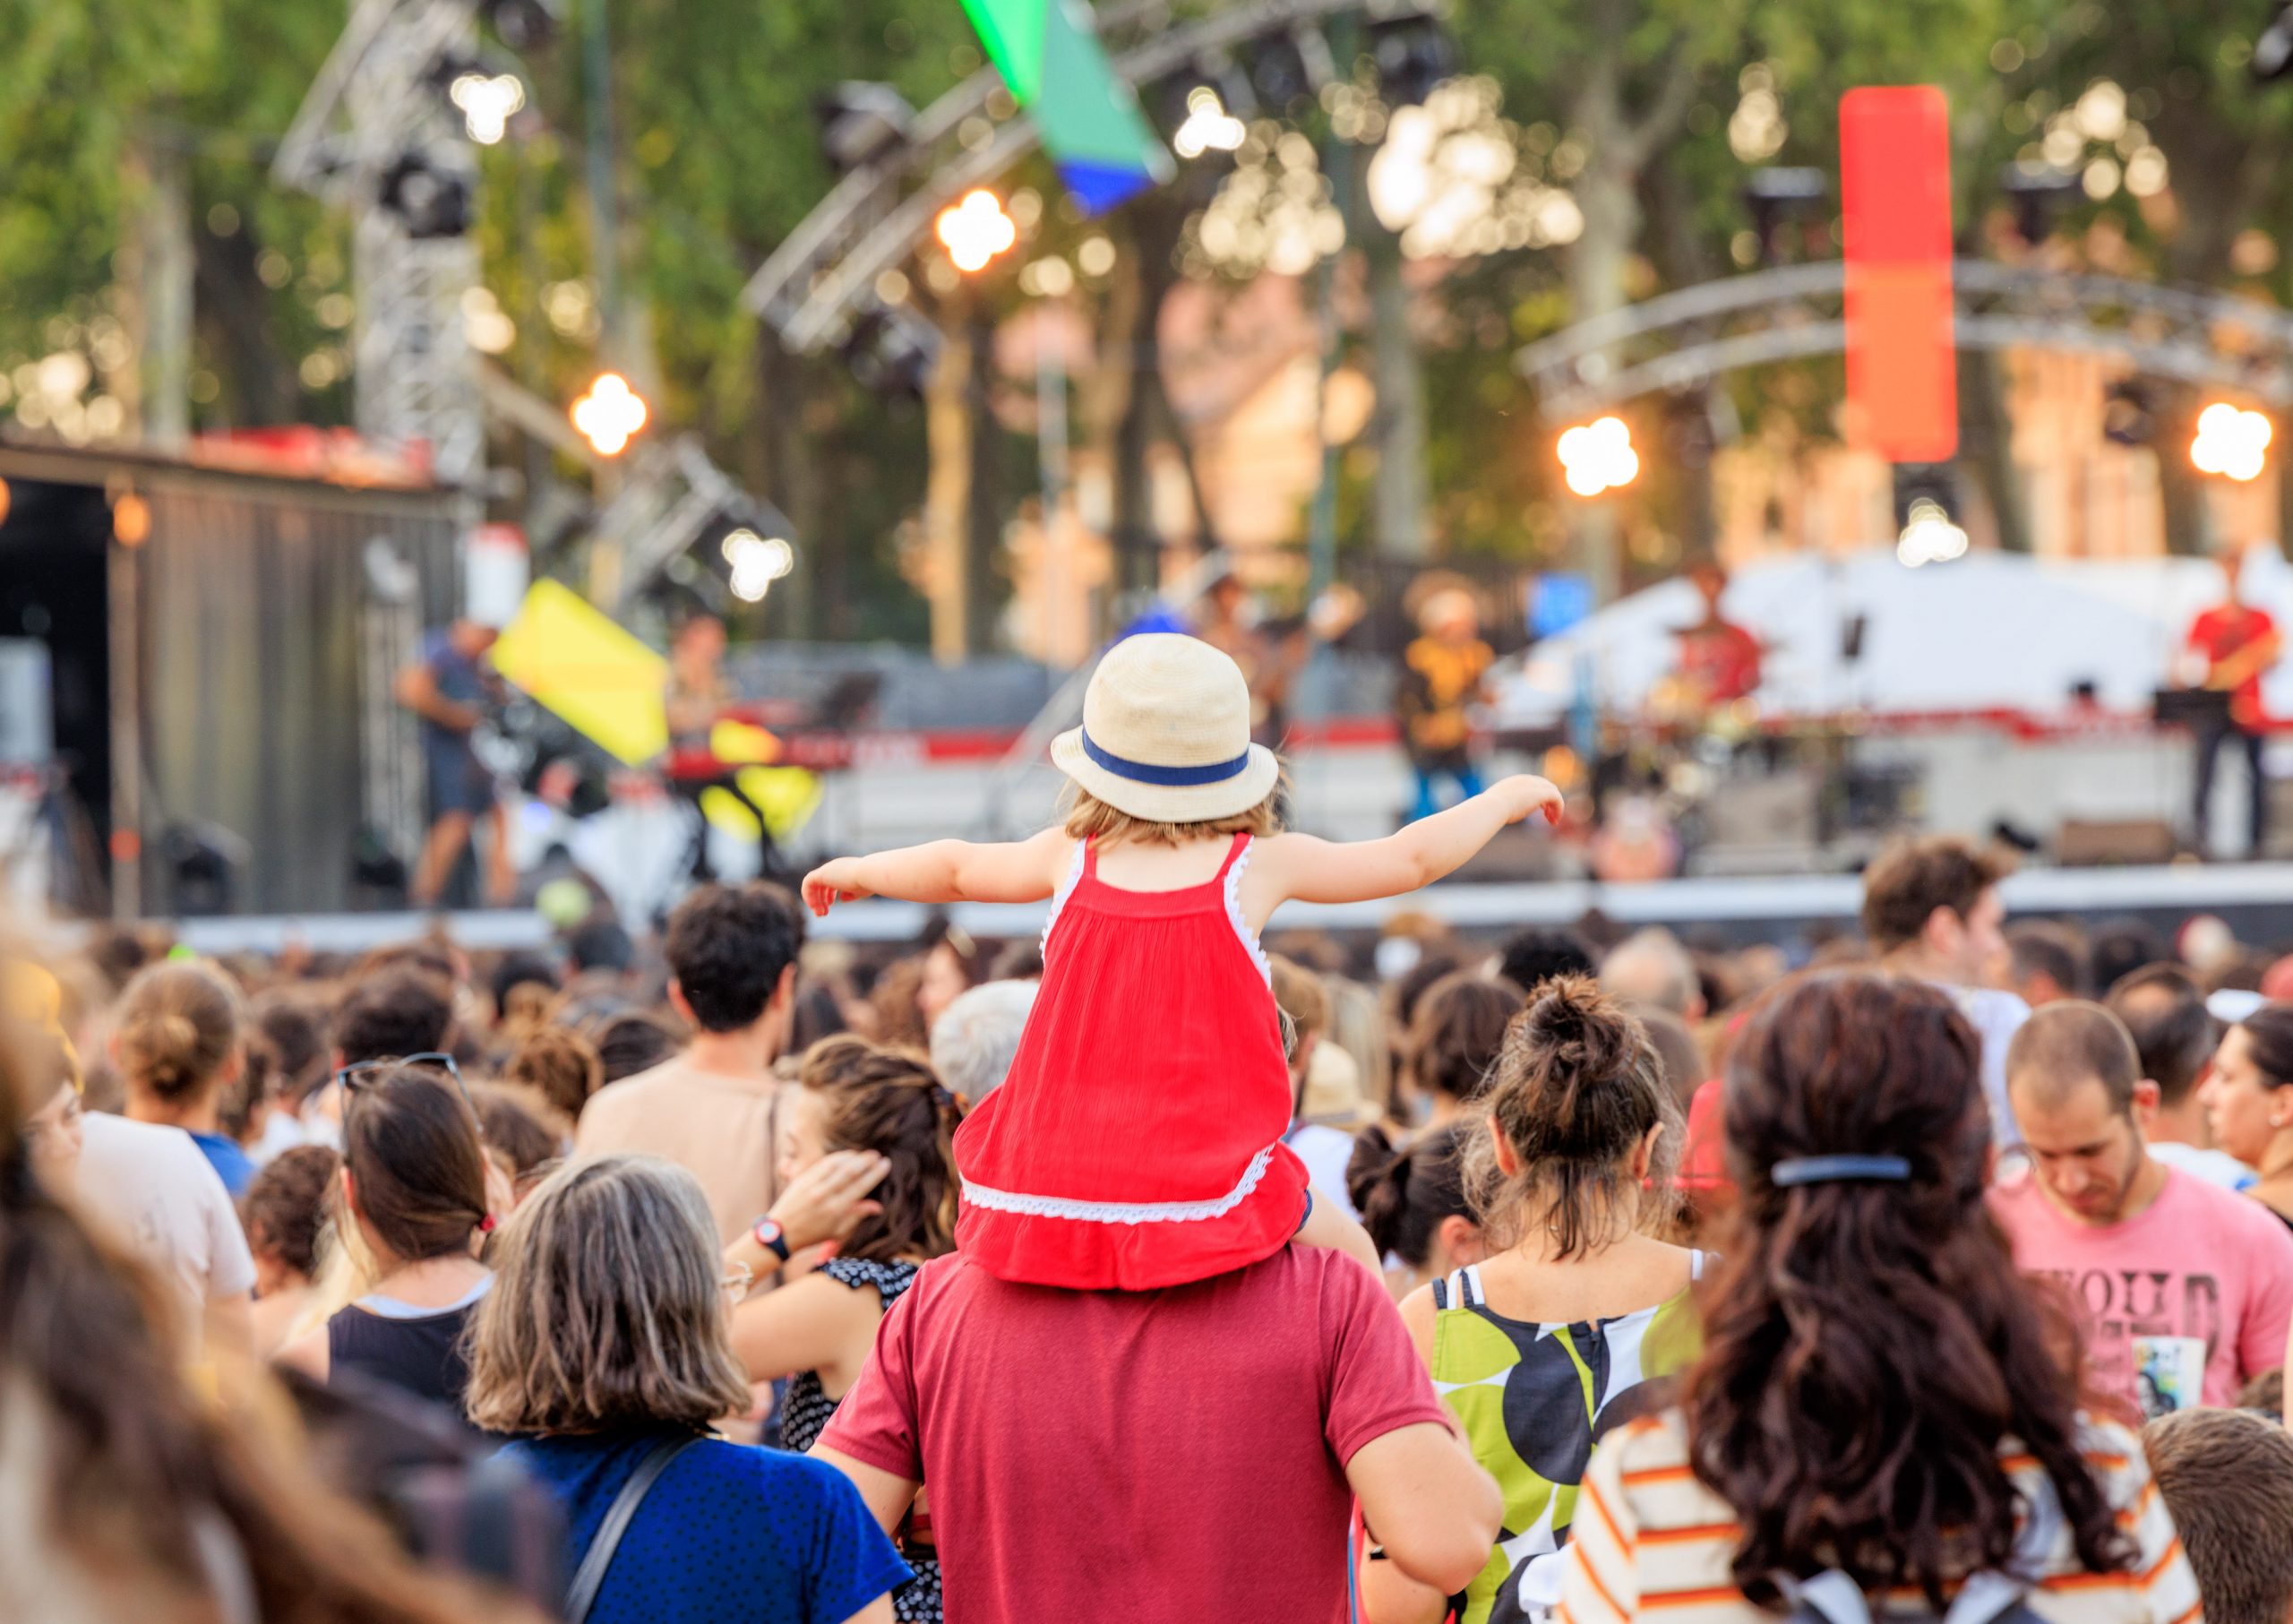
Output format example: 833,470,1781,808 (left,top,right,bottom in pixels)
1494,546,2293,726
